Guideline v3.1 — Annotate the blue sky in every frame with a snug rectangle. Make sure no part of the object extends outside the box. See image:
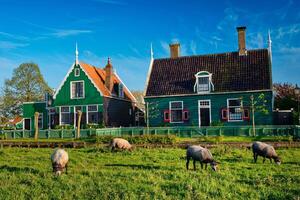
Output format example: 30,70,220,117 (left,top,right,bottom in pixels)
0,0,299,91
